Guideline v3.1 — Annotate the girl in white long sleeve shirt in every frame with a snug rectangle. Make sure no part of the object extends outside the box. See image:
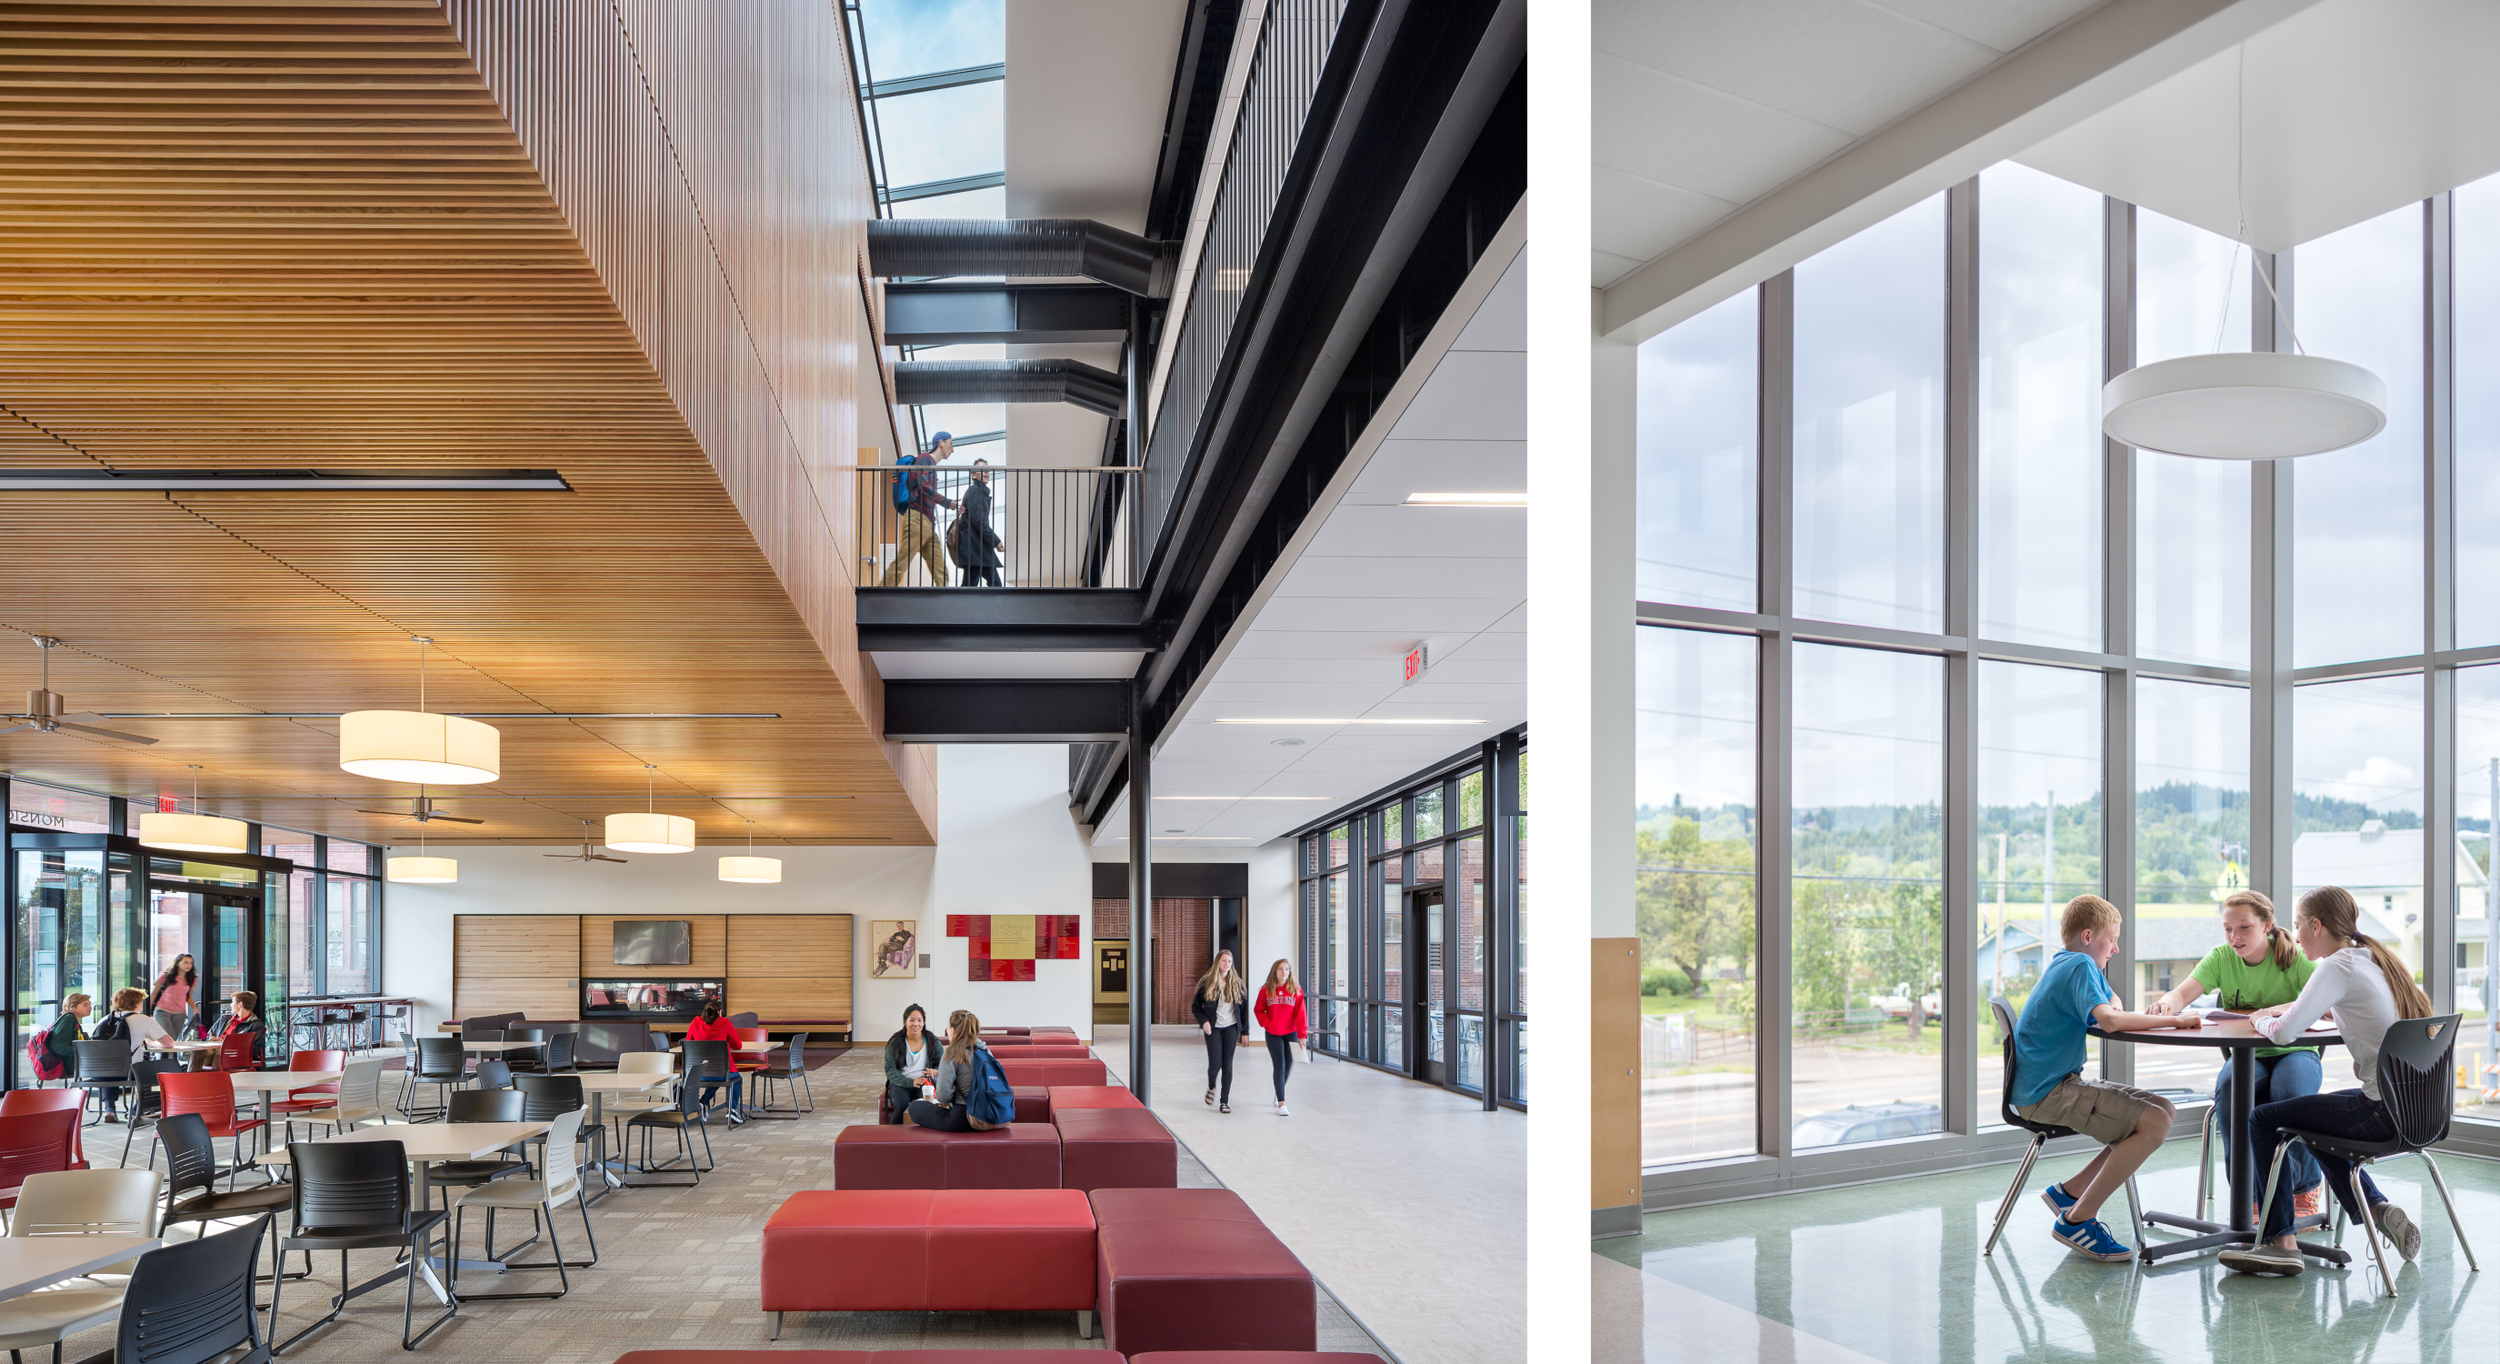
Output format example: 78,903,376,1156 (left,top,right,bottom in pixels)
2219,887,2435,1277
